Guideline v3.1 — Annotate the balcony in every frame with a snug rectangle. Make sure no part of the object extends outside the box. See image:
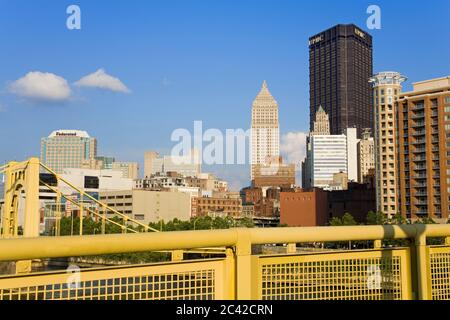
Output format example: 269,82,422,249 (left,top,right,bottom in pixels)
412,104,425,111
413,148,426,153
412,122,426,128
413,183,427,188
431,111,438,117
415,192,428,196
412,139,426,145
412,131,426,136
